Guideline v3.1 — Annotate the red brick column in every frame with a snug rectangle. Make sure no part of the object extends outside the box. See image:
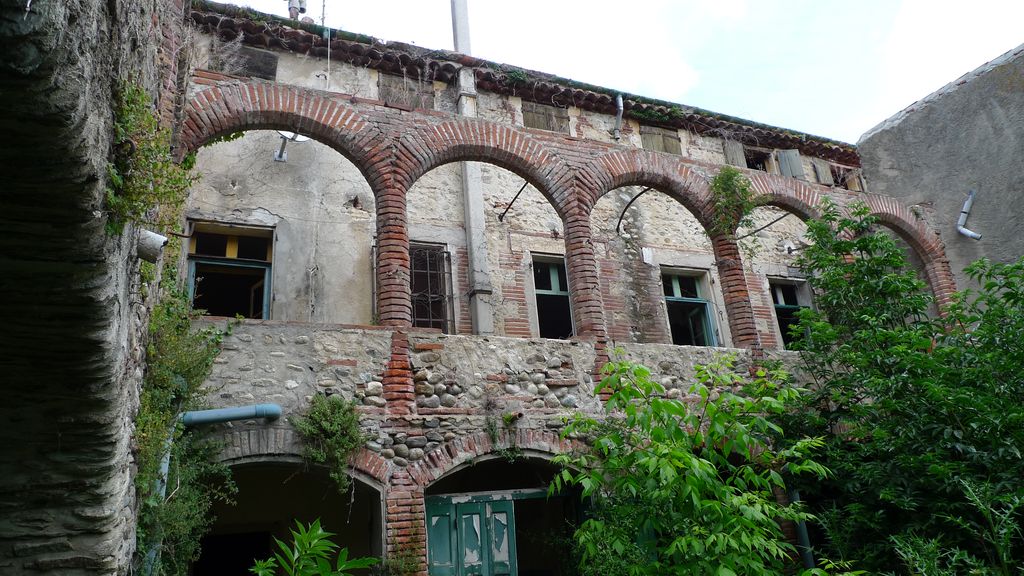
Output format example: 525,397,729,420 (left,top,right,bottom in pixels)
385,469,427,575
376,182,412,327
384,330,415,416
711,233,761,351
563,210,610,381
